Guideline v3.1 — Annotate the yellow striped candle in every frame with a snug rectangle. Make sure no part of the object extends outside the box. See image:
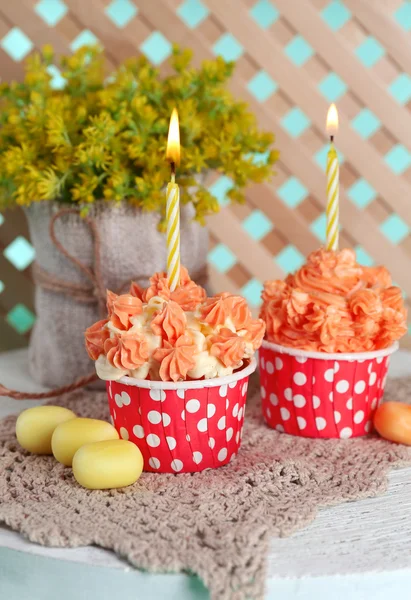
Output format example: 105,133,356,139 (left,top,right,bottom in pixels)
326,103,339,251
166,177,180,291
166,109,181,291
